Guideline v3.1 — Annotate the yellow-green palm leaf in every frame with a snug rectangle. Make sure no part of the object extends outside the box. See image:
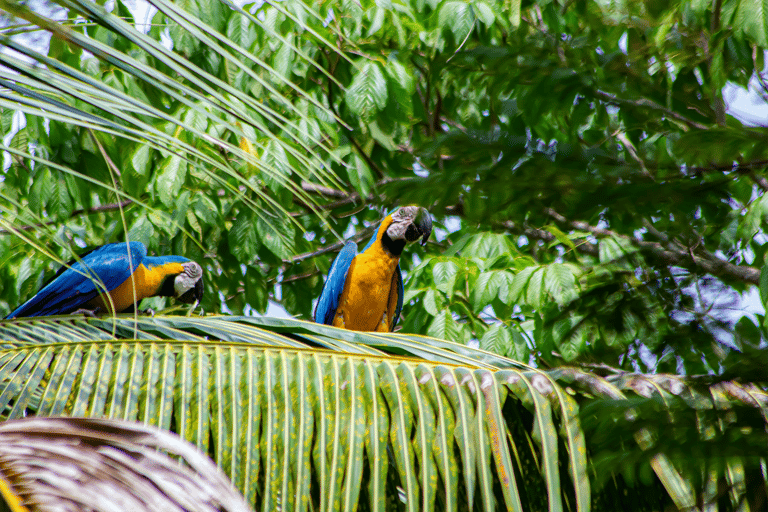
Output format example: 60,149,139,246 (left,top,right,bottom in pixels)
0,315,586,511
2,315,767,510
